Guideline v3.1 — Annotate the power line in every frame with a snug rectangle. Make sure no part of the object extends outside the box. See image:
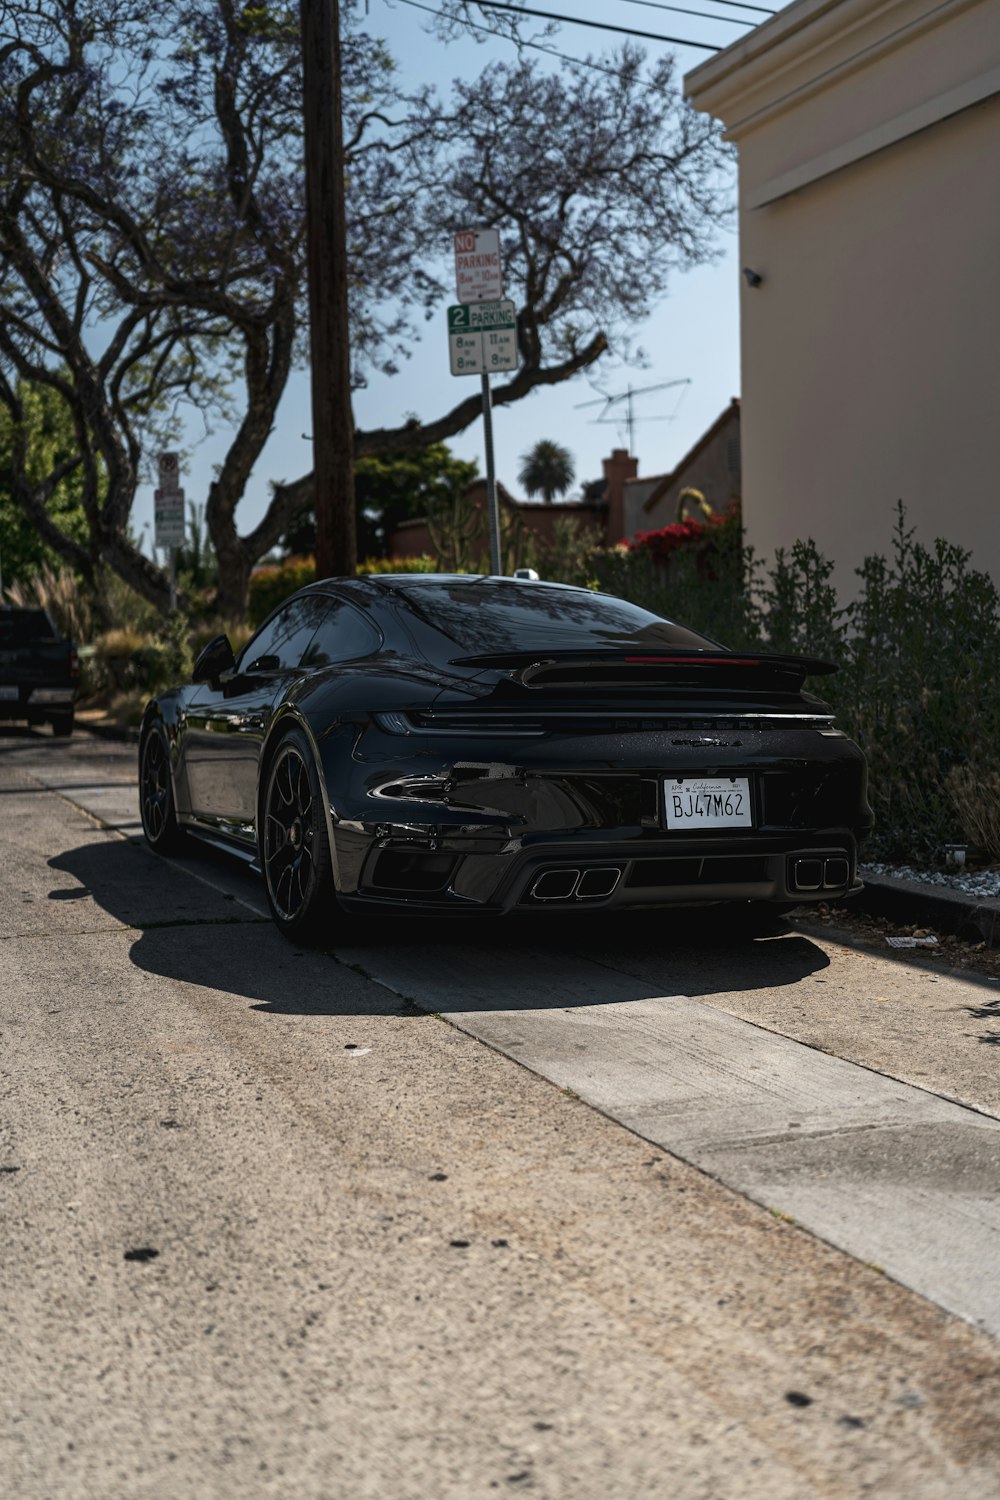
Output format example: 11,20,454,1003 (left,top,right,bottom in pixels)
393,0,628,75
468,1,723,51
608,0,758,27
615,0,775,19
